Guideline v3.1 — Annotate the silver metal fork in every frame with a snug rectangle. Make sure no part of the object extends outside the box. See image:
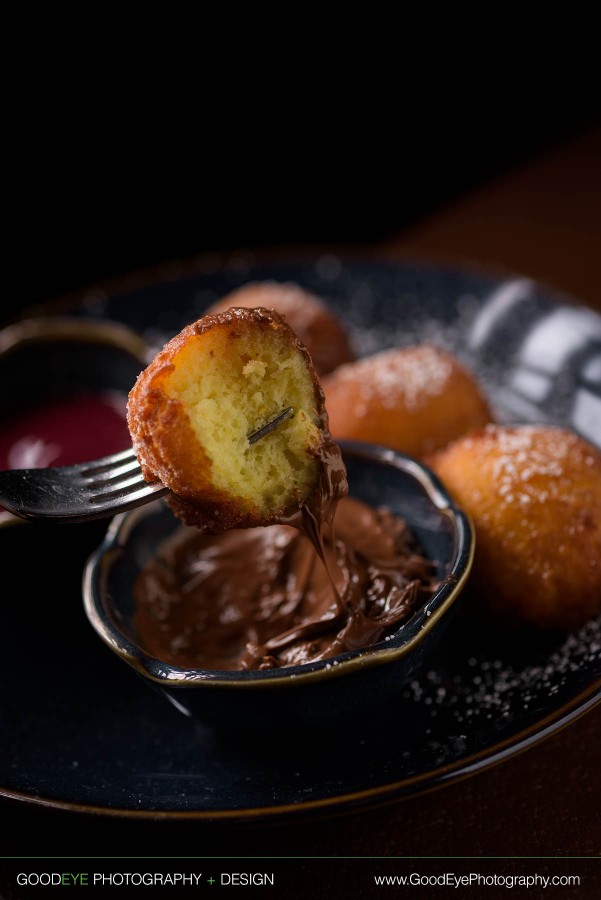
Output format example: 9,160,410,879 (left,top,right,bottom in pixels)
0,448,168,522
0,406,295,523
